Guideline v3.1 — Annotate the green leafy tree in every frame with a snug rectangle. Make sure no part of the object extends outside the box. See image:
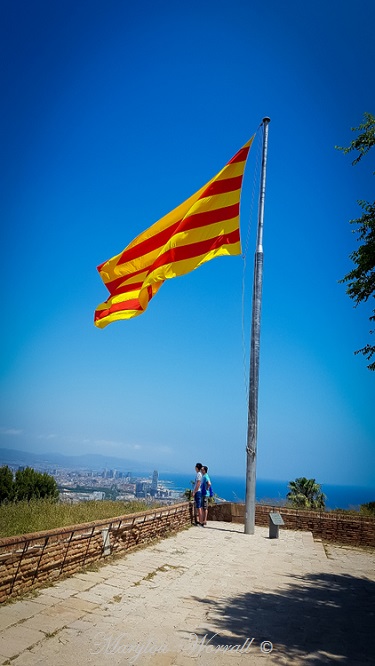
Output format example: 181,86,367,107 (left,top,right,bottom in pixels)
336,112,375,370
0,465,15,503
14,467,59,502
287,477,326,510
